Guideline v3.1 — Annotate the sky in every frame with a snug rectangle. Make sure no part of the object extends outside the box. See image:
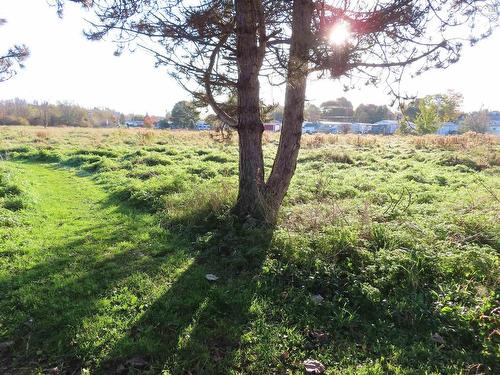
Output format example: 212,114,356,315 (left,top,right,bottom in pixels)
0,0,499,116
